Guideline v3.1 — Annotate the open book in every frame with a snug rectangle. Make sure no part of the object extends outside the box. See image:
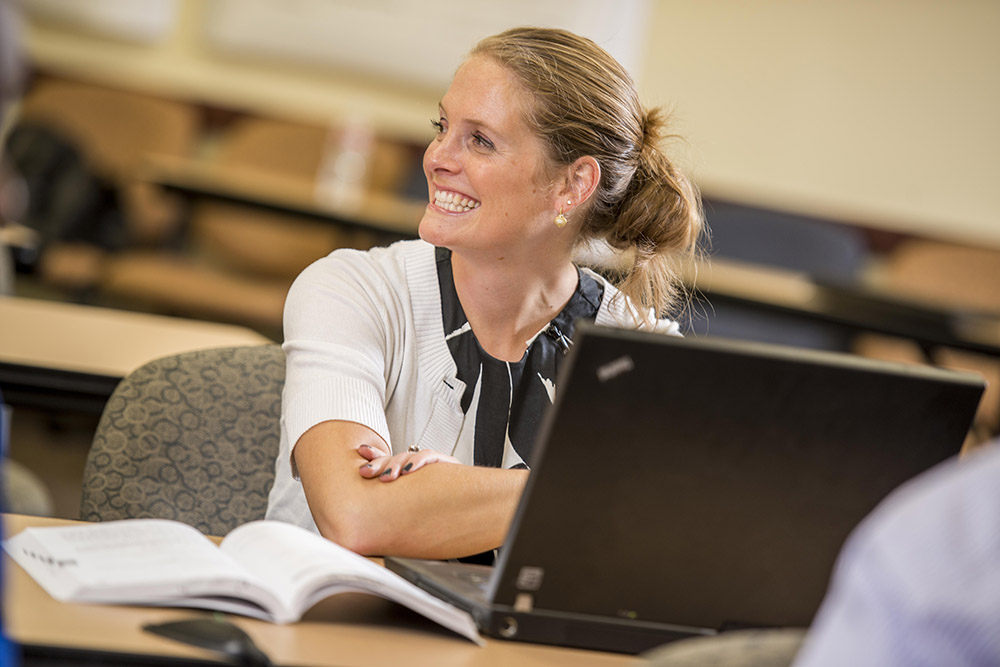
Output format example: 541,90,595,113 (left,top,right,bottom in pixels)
3,518,483,645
